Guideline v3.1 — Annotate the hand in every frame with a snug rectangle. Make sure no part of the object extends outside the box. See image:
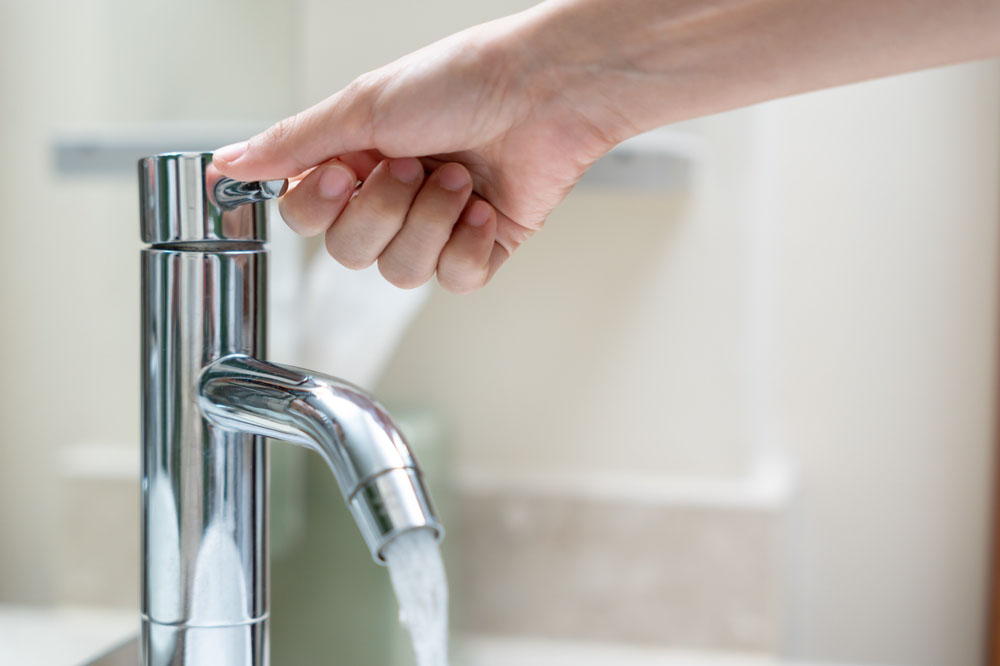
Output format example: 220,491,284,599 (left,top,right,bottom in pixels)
215,0,999,295
213,11,622,294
